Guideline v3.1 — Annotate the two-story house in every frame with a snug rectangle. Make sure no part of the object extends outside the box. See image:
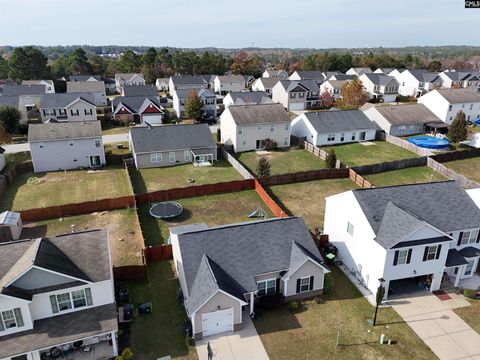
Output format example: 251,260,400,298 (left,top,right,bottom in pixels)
359,73,400,103
418,88,480,124
172,89,216,119
251,78,280,96
213,75,245,95
319,80,349,100
66,81,107,106
289,71,324,84
39,93,97,123
0,229,118,360
168,75,210,94
324,181,480,299
262,69,288,79
220,103,291,152
112,96,165,124
28,121,105,172
114,73,145,94
271,80,308,111
223,91,273,108
438,71,480,90
391,69,442,98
